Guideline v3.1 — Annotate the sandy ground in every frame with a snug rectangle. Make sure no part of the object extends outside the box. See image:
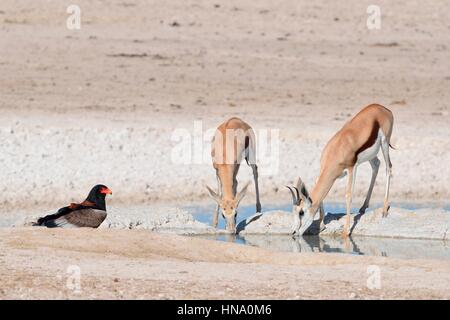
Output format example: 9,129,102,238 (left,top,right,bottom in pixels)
1,228,449,299
1,0,449,212
1,1,450,299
